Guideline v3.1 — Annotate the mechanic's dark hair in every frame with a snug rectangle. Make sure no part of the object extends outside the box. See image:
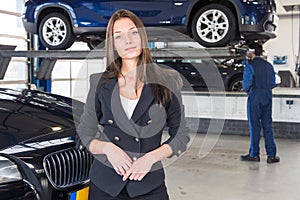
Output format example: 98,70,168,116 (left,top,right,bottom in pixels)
254,45,263,56
249,43,263,56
